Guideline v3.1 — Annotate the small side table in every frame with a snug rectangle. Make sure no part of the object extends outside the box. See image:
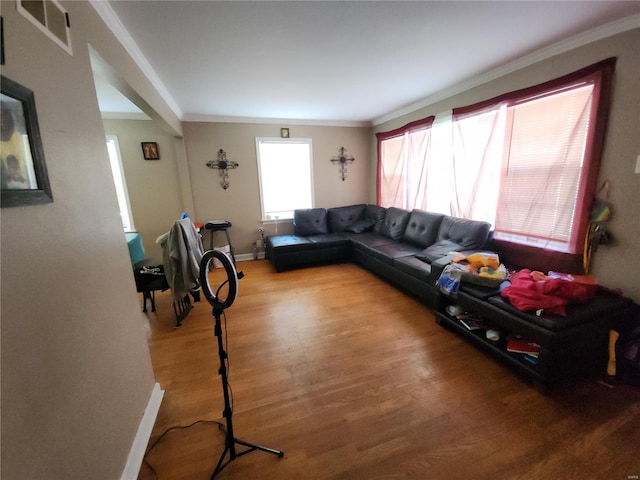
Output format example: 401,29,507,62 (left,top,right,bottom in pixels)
133,259,169,312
